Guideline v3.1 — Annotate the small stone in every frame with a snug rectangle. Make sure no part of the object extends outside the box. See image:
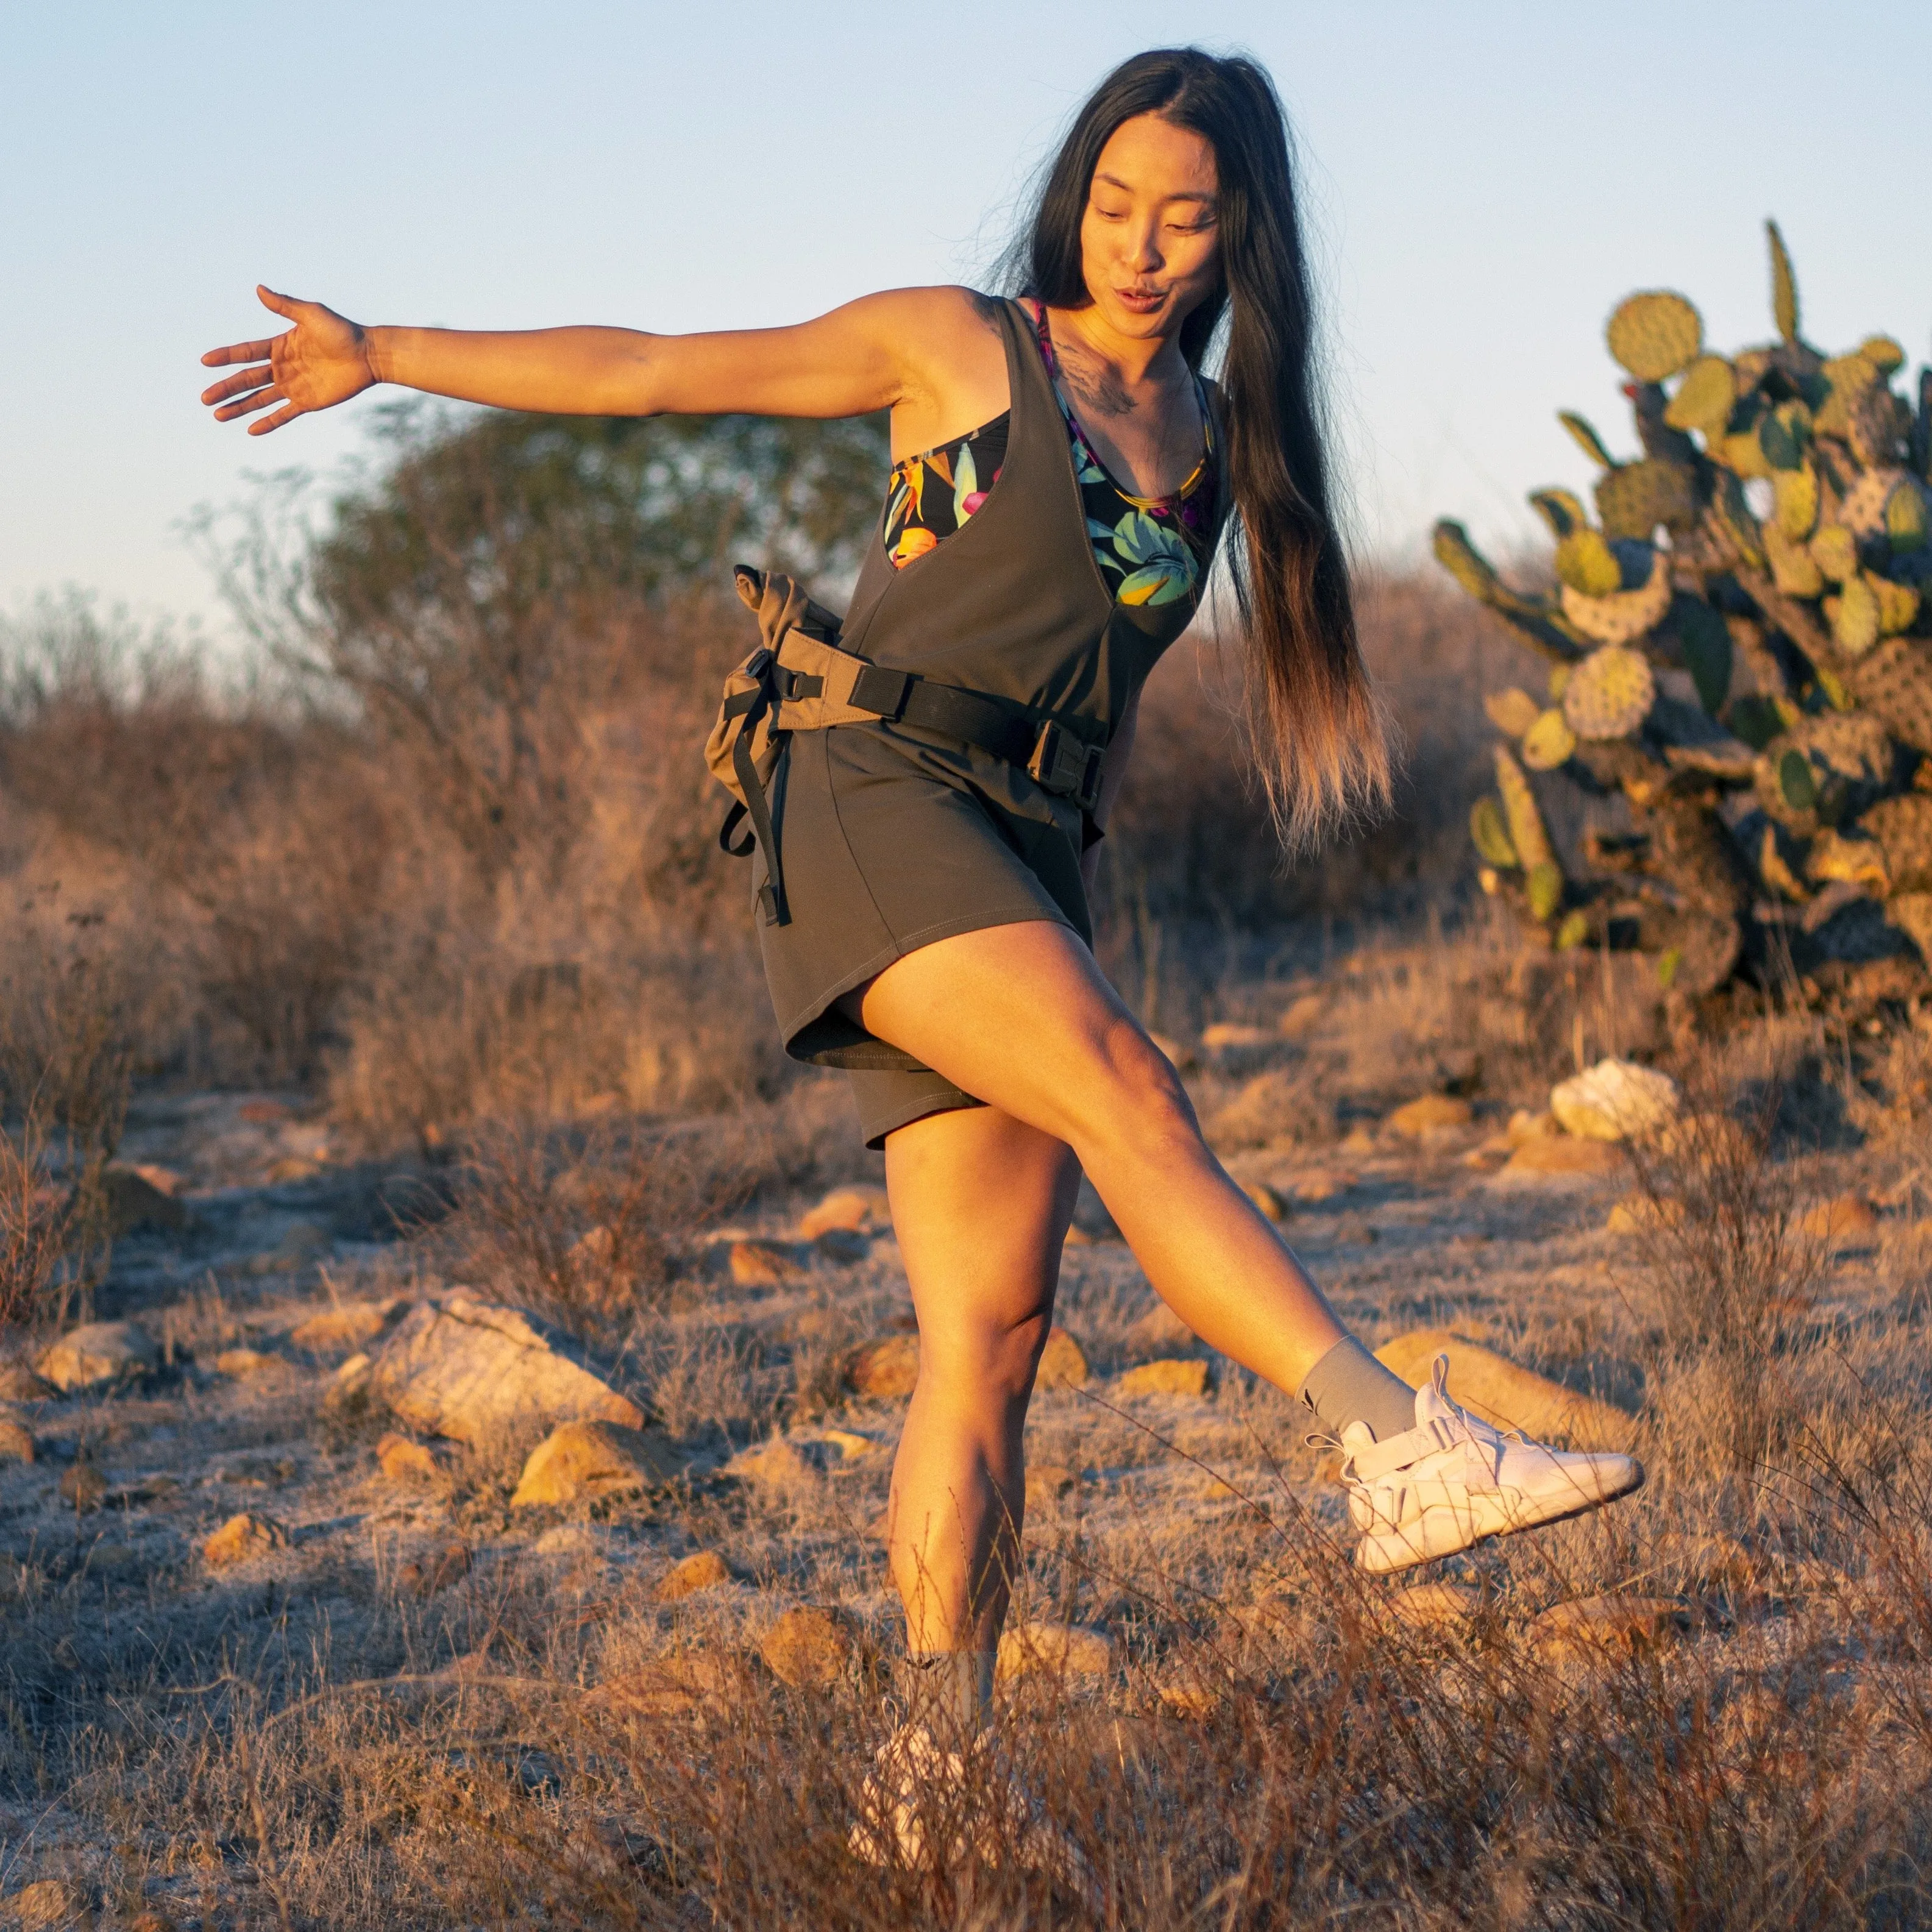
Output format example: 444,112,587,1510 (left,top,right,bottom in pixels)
0,1413,34,1462
1605,1194,1687,1235
657,1550,732,1601
1155,1674,1222,1718
1507,1109,1560,1145
726,1437,829,1483
1117,1358,1210,1399
1287,1168,1356,1203
96,1164,189,1235
397,1540,471,1596
1025,1463,1076,1507
1529,1594,1691,1663
1123,1301,1197,1355
36,1319,159,1393
812,1227,872,1264
1495,1135,1622,1183
1338,1127,1379,1156
9,1878,85,1929
1242,1181,1288,1221
845,1334,922,1399
1146,1031,1193,1069
1388,1095,1474,1138
813,1428,878,1461
590,1649,755,1719
1387,1582,1483,1630
128,1162,185,1197
1201,1020,1271,1051
292,1299,405,1351
1549,1059,1680,1142
129,1911,179,1932
758,1605,852,1688
1374,1330,1632,1447
60,1461,107,1512
798,1186,892,1240
510,1421,687,1508
268,1156,322,1185
202,1512,287,1568
215,1348,280,1379
0,1361,56,1402
995,1620,1113,1684
1276,993,1327,1039
375,1433,443,1483
1799,1195,1880,1245
1034,1326,1089,1391
728,1238,808,1288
